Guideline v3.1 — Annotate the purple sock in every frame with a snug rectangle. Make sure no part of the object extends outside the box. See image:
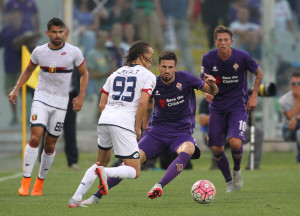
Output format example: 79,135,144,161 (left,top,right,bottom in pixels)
94,177,123,199
158,152,190,187
231,146,243,171
214,152,232,182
